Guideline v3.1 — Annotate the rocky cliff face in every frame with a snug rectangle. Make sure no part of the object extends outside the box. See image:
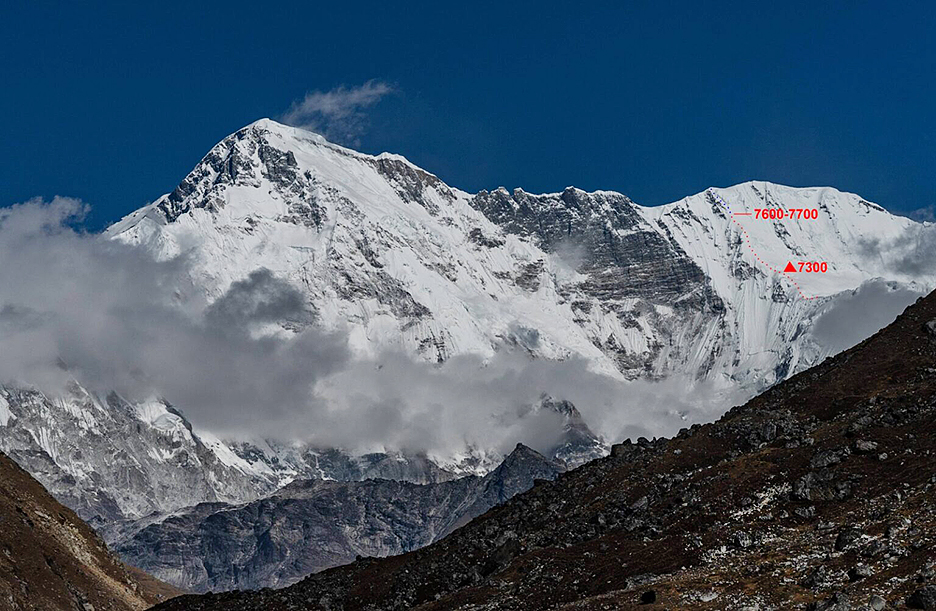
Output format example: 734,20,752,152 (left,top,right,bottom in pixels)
113,444,562,593
0,449,178,611
154,290,936,611
471,186,718,307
